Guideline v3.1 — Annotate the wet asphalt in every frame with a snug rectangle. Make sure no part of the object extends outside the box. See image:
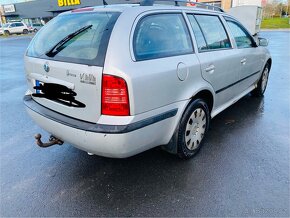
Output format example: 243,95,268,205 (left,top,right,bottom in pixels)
0,31,289,217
